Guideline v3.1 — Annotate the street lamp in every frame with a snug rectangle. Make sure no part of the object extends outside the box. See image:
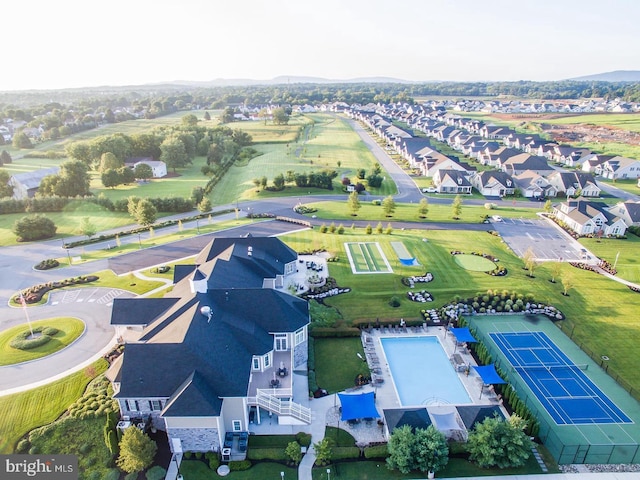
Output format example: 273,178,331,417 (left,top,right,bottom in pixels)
280,471,284,480
327,468,331,480
137,233,142,249
196,219,200,234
